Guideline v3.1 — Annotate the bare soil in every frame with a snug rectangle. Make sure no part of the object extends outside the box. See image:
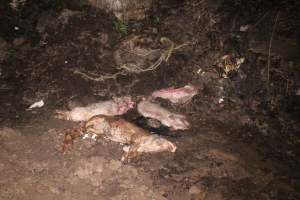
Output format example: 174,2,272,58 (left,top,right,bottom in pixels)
0,1,299,199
